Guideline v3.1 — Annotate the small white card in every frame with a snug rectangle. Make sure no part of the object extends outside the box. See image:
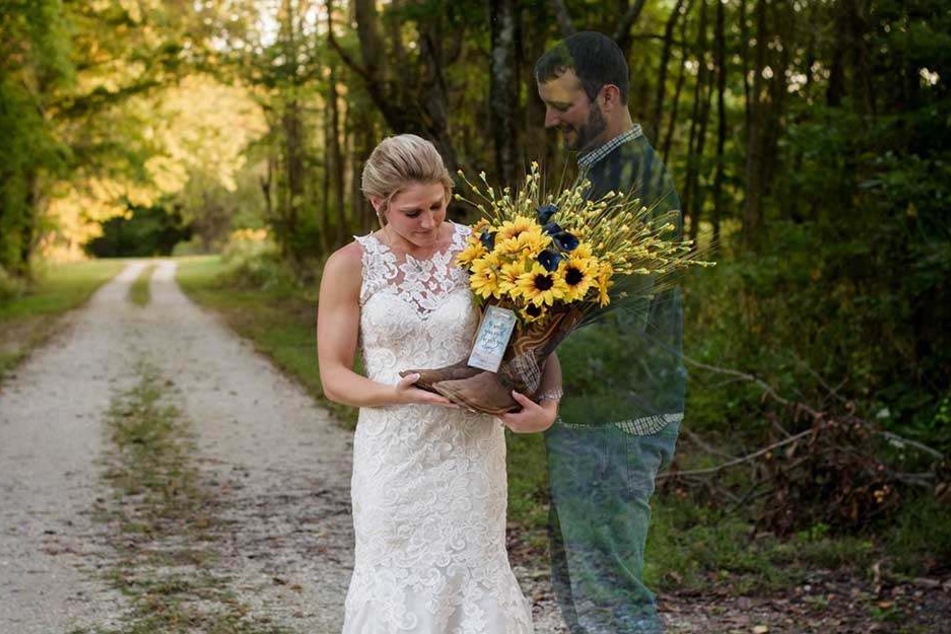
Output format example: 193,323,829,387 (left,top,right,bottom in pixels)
467,305,517,373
